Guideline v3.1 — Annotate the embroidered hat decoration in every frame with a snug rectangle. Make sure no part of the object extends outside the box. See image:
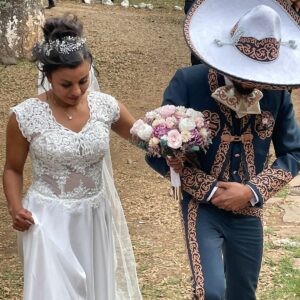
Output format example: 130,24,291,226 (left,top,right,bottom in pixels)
214,5,297,63
184,0,300,89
